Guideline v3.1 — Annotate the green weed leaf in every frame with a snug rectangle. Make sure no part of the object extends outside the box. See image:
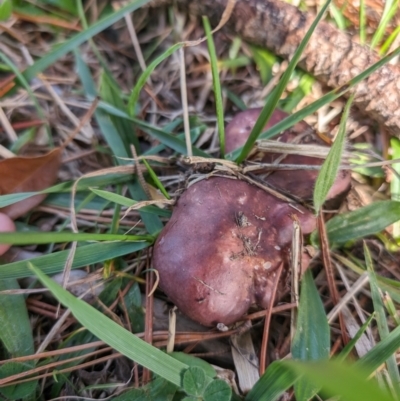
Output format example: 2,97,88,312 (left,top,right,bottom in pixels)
313,95,353,213
0,362,37,400
203,379,232,401
183,367,207,396
292,270,330,401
